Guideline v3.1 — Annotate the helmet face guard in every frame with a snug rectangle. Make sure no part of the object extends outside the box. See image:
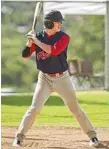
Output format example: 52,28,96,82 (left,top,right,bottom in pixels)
44,20,62,29
44,20,54,29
